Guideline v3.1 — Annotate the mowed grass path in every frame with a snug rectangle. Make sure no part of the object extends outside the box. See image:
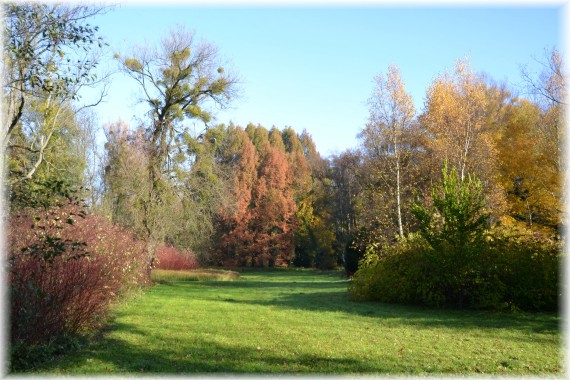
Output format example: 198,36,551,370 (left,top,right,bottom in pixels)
37,269,561,375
